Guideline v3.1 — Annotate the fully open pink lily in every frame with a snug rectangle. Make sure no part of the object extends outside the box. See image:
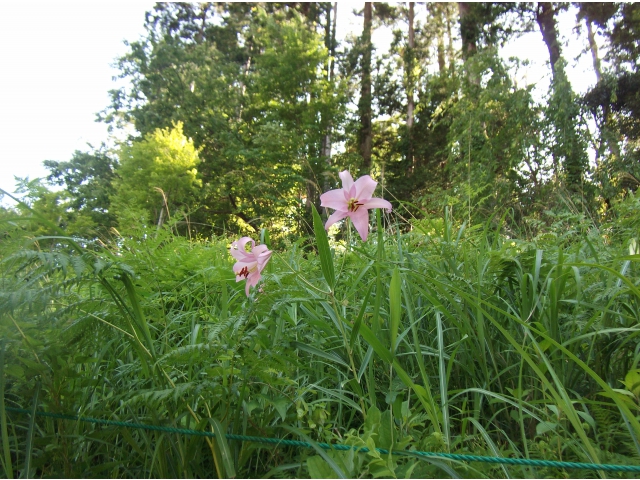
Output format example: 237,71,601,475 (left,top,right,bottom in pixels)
230,237,272,296
320,170,392,241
